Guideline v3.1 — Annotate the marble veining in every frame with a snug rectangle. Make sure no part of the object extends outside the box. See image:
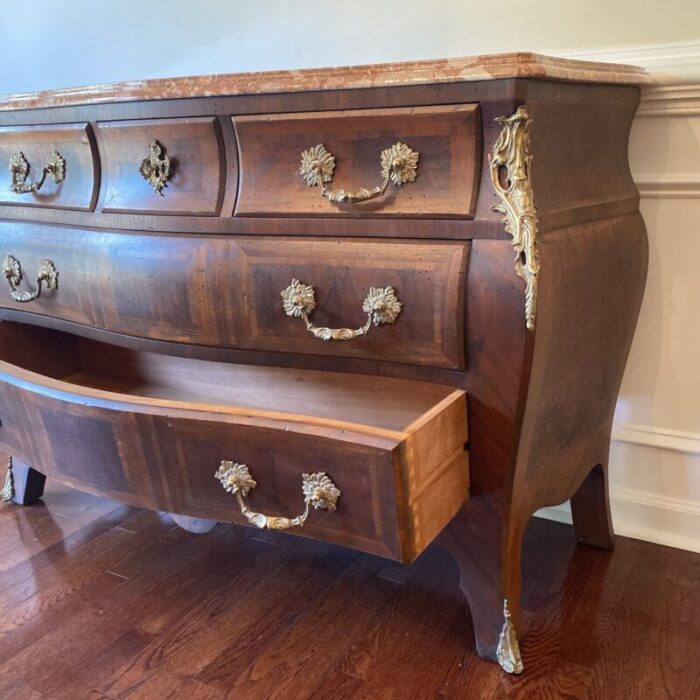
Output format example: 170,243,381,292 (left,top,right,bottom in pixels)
0,52,650,112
